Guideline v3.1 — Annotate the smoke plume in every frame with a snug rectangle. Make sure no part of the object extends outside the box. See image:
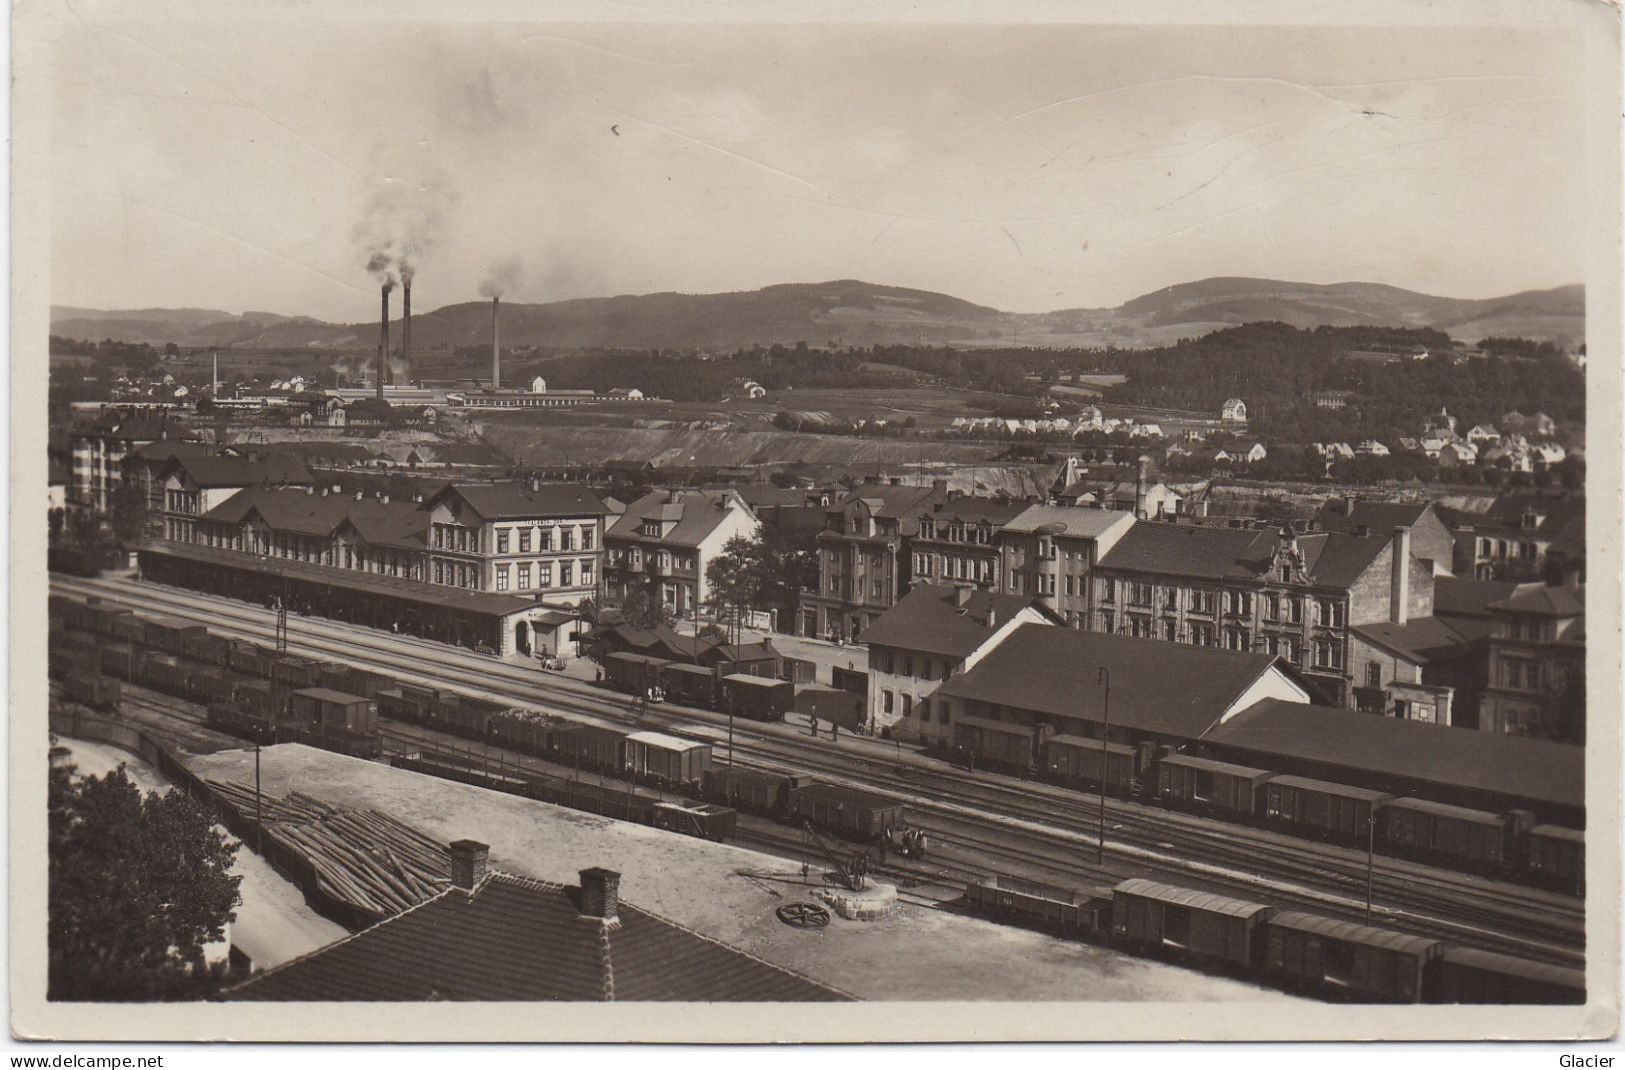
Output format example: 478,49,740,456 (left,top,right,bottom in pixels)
479,255,525,299
353,150,458,289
